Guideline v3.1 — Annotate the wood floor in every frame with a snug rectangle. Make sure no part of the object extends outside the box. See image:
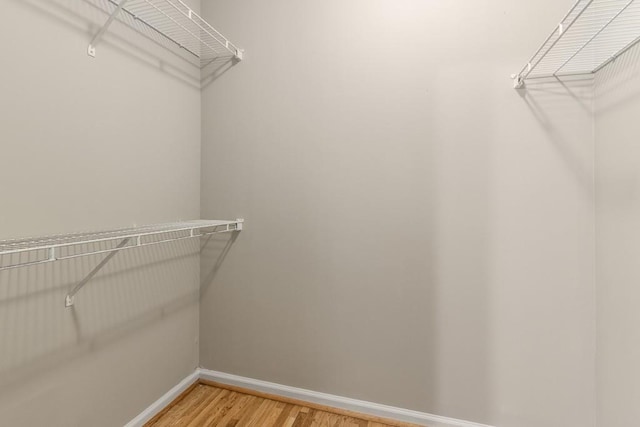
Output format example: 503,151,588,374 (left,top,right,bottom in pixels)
145,382,421,427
